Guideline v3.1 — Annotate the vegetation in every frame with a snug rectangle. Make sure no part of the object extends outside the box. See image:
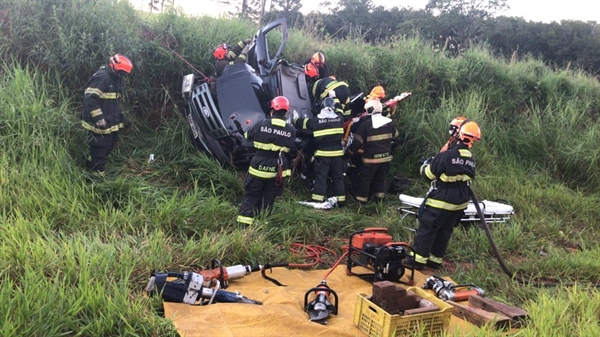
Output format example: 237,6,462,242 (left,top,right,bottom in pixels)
0,0,599,336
